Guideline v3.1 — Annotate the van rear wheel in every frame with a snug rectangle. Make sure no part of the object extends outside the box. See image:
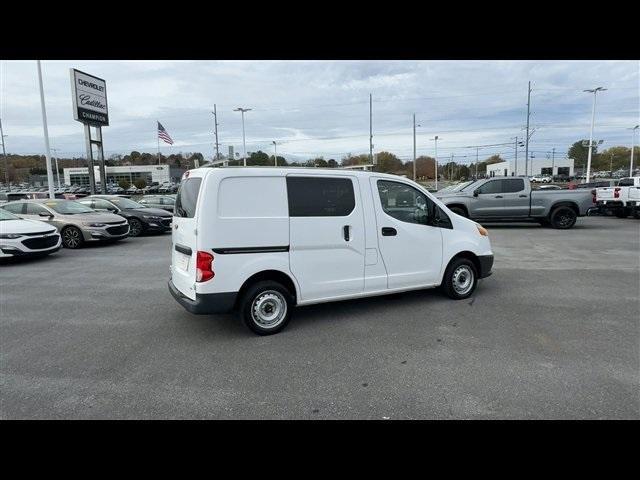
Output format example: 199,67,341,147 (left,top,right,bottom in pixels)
239,280,293,335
